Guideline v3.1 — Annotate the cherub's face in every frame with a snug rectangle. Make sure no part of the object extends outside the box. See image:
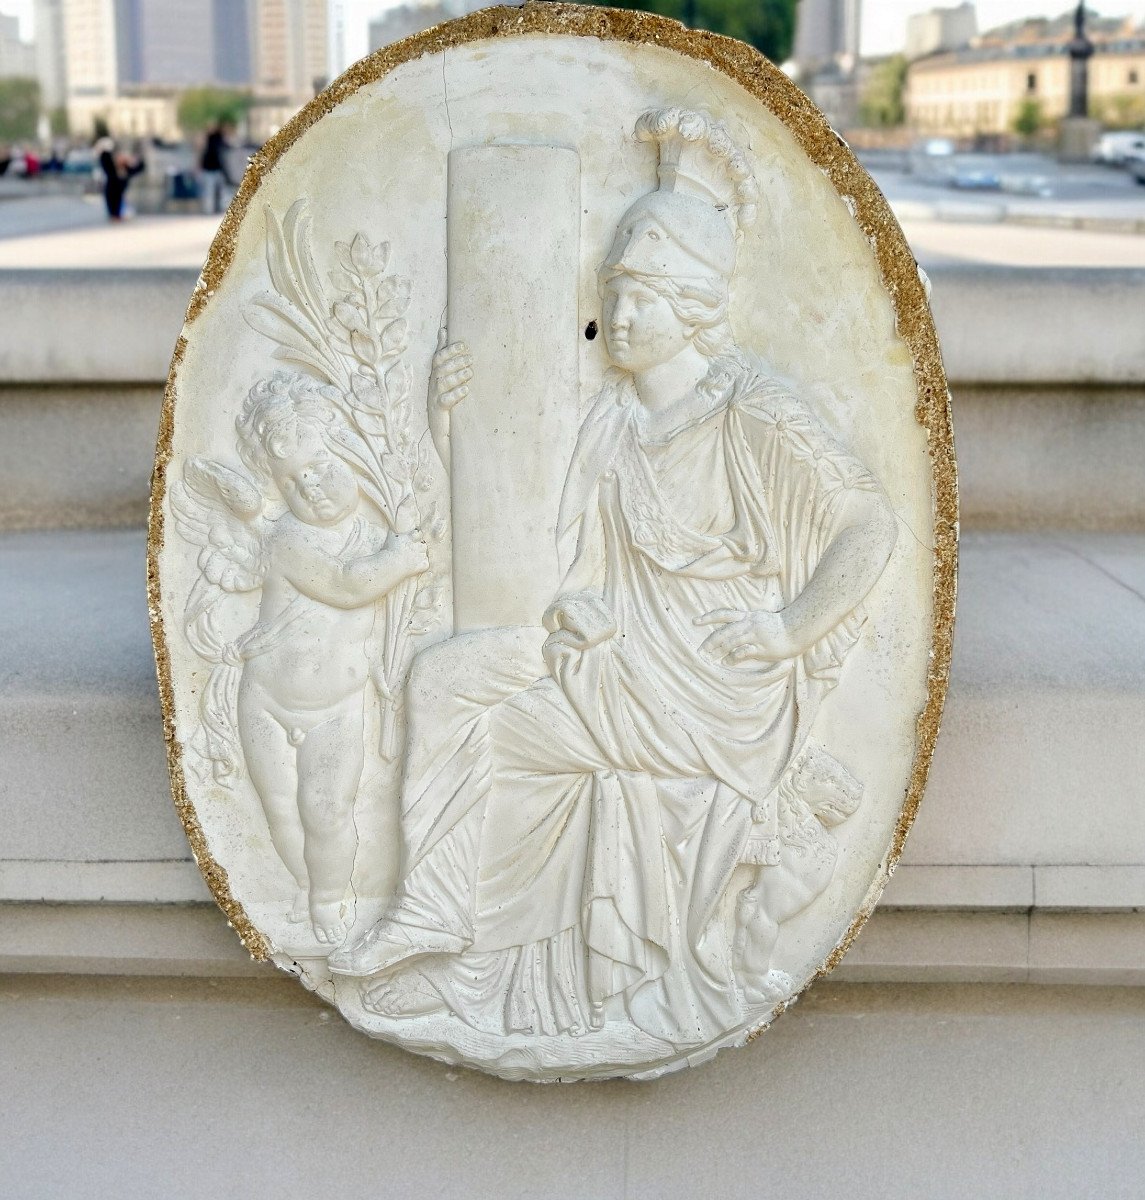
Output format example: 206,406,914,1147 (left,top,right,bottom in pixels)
269,424,359,527
602,274,692,373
